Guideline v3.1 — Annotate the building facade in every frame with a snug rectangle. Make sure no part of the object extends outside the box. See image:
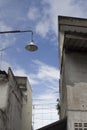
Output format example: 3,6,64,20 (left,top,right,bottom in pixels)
58,16,87,130
0,68,32,130
37,16,87,130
